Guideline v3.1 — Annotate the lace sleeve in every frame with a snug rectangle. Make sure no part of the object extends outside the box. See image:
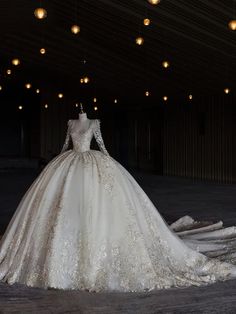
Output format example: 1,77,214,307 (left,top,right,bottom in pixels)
60,120,71,154
93,119,109,156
